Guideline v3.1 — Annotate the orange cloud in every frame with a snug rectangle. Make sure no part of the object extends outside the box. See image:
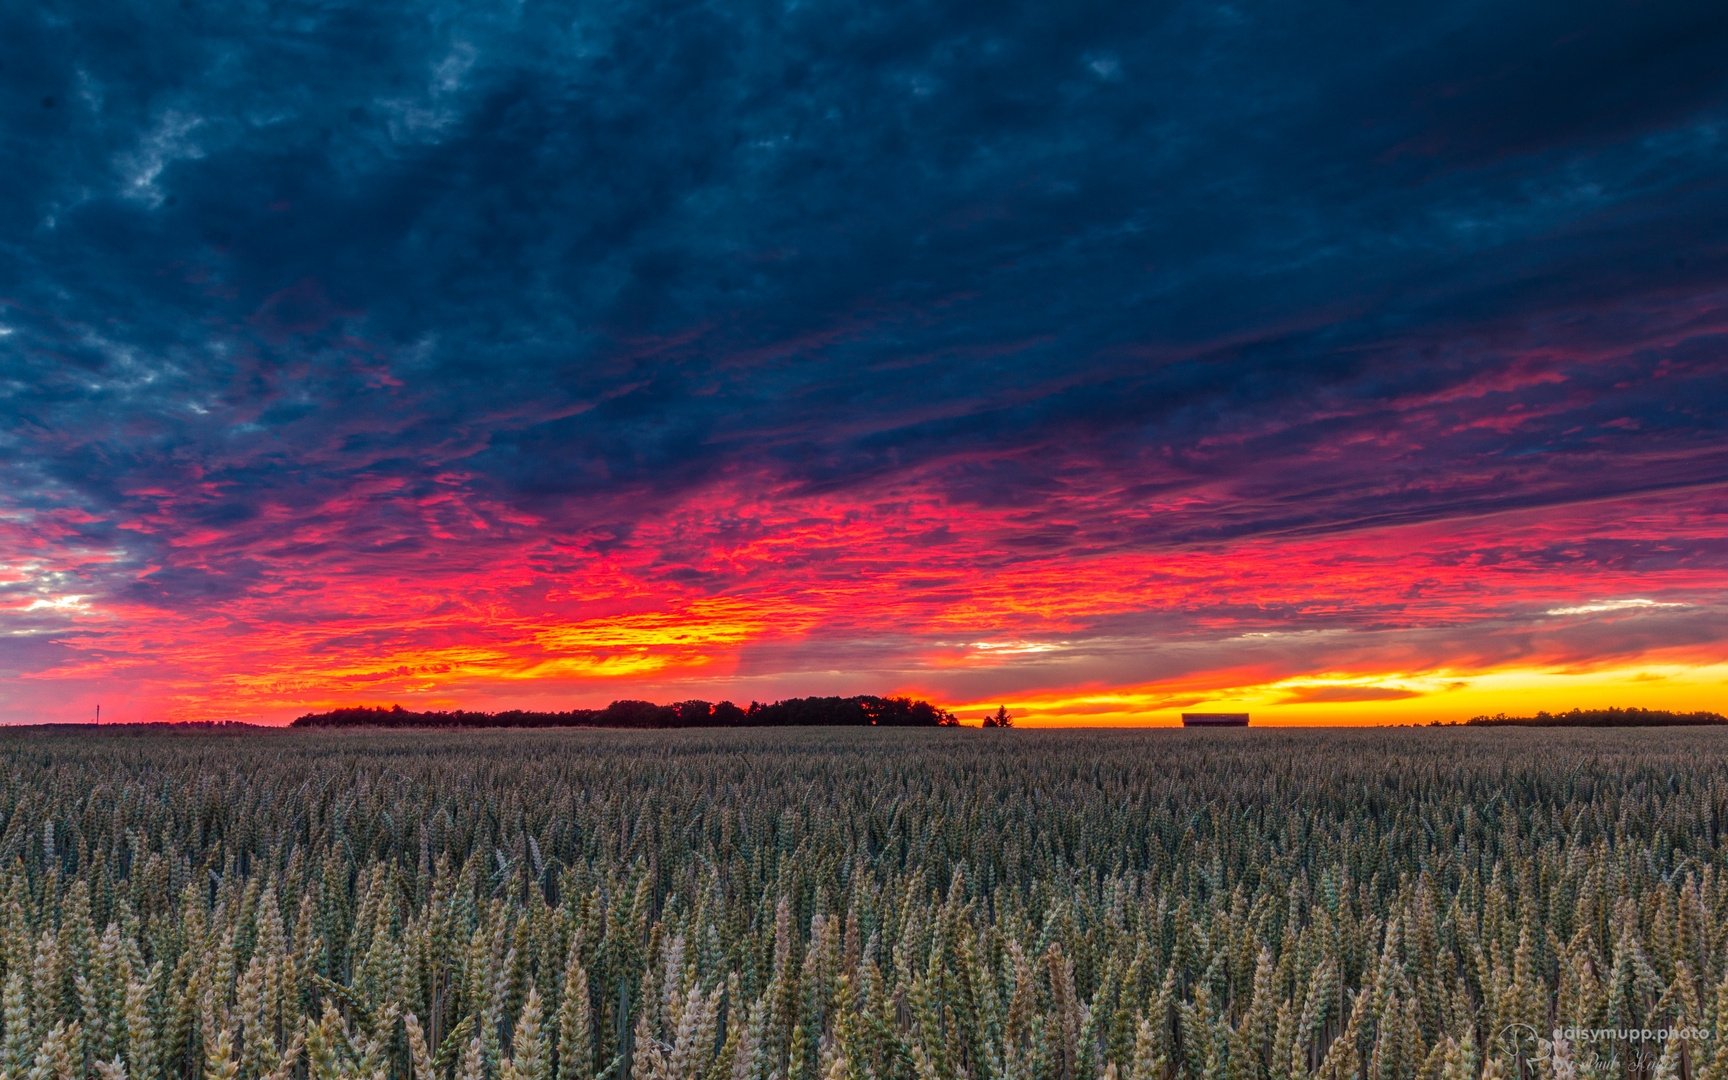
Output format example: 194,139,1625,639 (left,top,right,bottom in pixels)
1277,685,1424,704
6,476,1727,724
